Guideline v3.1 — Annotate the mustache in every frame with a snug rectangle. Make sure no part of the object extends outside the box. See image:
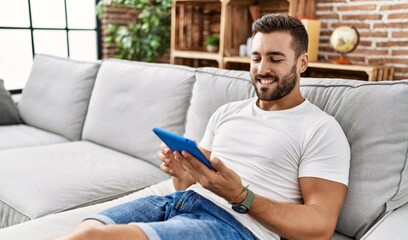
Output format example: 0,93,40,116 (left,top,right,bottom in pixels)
254,73,277,79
